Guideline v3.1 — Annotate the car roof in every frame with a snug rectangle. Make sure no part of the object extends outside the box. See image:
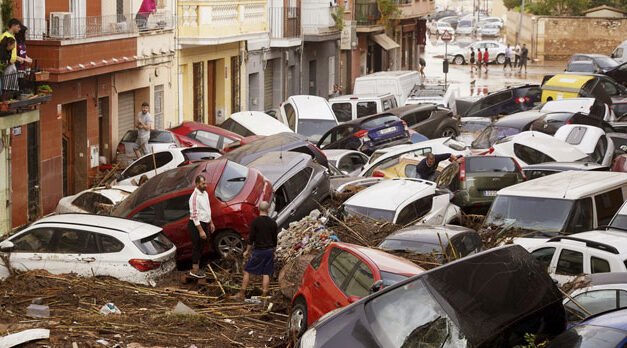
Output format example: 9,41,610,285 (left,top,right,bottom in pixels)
498,171,627,199
246,151,312,185
224,132,310,163
584,272,627,287
573,53,612,59
287,95,336,121
387,103,439,116
336,242,424,276
31,214,161,241
496,131,588,162
550,230,627,256
580,307,627,331
229,111,293,135
540,97,598,113
344,178,436,211
522,161,607,171
384,224,476,244
329,94,394,101
494,111,546,128
554,124,606,148
172,121,242,139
